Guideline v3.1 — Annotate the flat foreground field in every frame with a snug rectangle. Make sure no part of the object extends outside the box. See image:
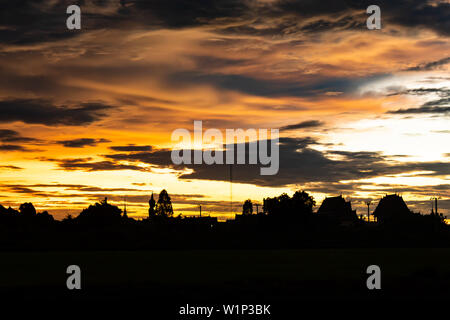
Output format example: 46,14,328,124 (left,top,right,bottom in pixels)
0,248,449,302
